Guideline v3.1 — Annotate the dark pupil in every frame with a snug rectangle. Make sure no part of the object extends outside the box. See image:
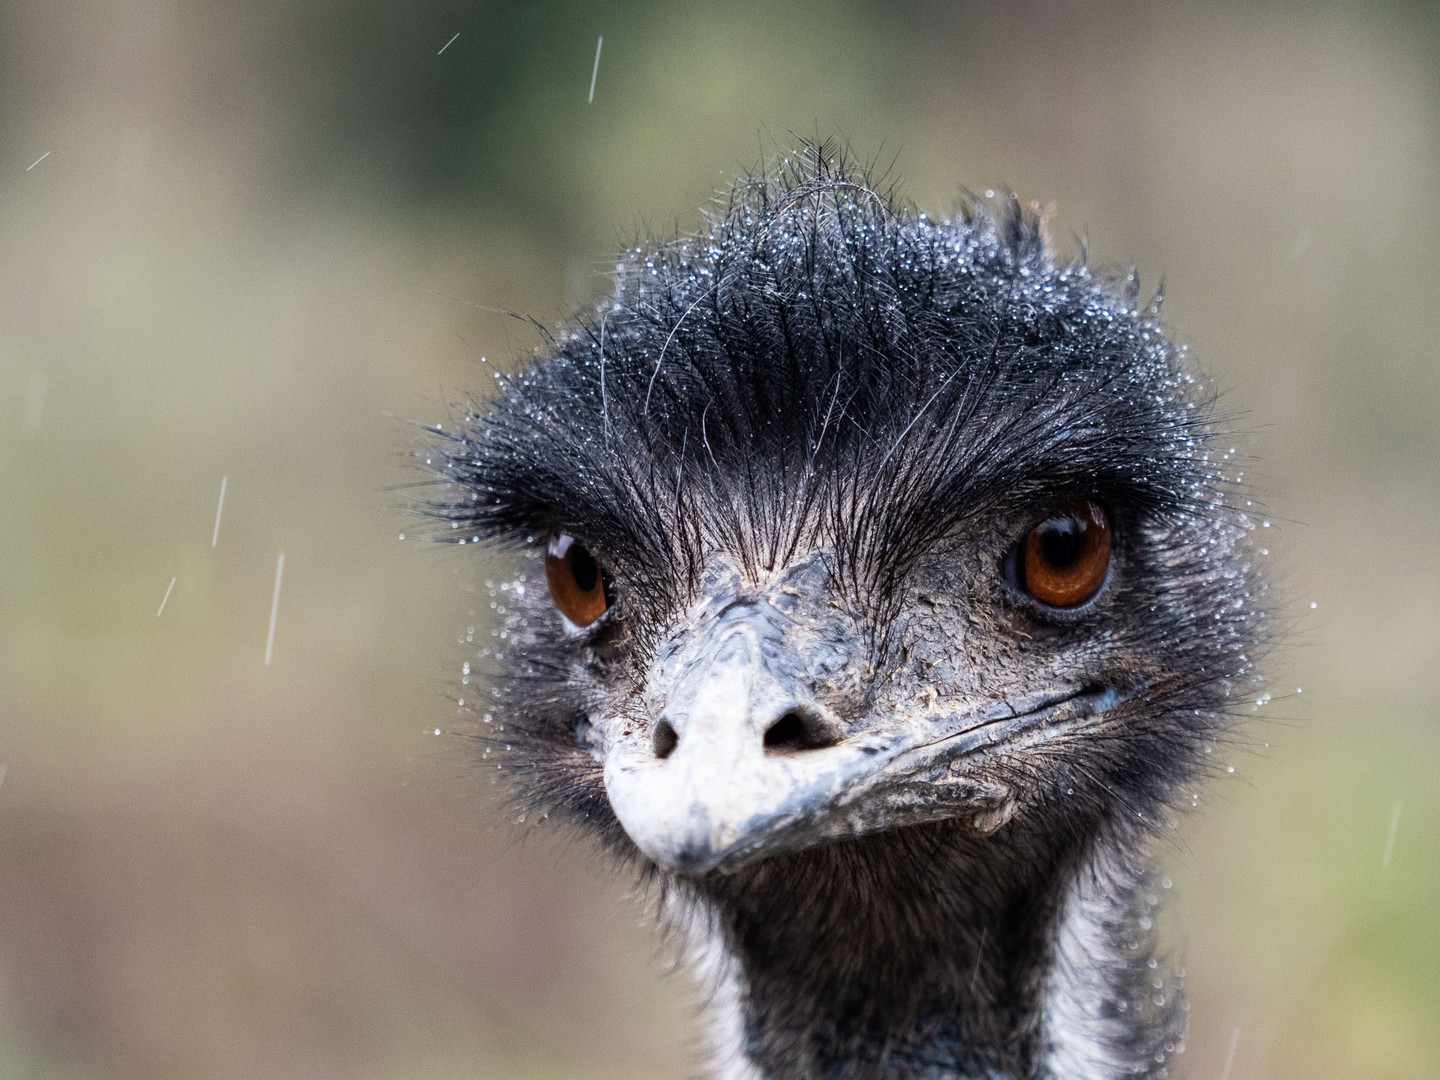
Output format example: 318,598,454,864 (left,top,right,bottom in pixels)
1039,519,1083,568
568,545,599,592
